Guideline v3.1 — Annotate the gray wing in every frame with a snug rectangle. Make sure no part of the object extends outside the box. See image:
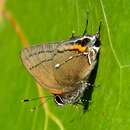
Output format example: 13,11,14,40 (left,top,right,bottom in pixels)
21,43,62,89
